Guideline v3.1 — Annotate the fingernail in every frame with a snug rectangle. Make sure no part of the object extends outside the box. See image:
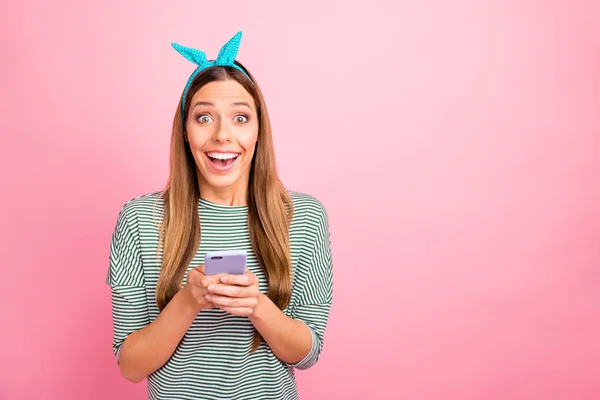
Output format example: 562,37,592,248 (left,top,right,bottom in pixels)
208,284,215,291
205,294,212,301
220,276,229,283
